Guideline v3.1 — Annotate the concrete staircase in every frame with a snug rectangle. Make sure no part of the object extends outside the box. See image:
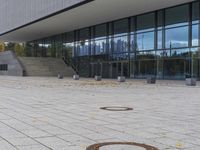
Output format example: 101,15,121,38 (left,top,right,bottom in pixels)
18,57,75,77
